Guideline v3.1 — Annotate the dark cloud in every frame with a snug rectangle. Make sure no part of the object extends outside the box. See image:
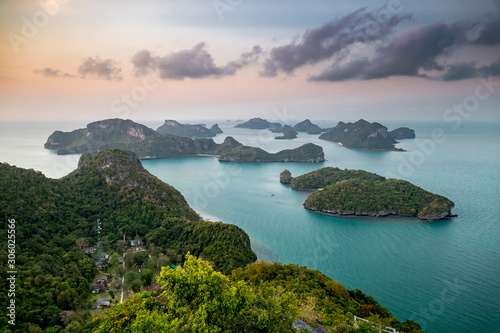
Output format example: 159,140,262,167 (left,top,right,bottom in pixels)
468,17,500,45
157,43,220,79
478,58,500,76
310,22,464,82
260,7,411,77
78,57,123,81
33,67,74,78
131,43,262,80
440,62,478,81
